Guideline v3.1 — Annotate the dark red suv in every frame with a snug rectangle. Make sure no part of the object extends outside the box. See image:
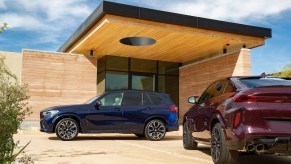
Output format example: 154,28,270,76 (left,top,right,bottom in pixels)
183,76,291,164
